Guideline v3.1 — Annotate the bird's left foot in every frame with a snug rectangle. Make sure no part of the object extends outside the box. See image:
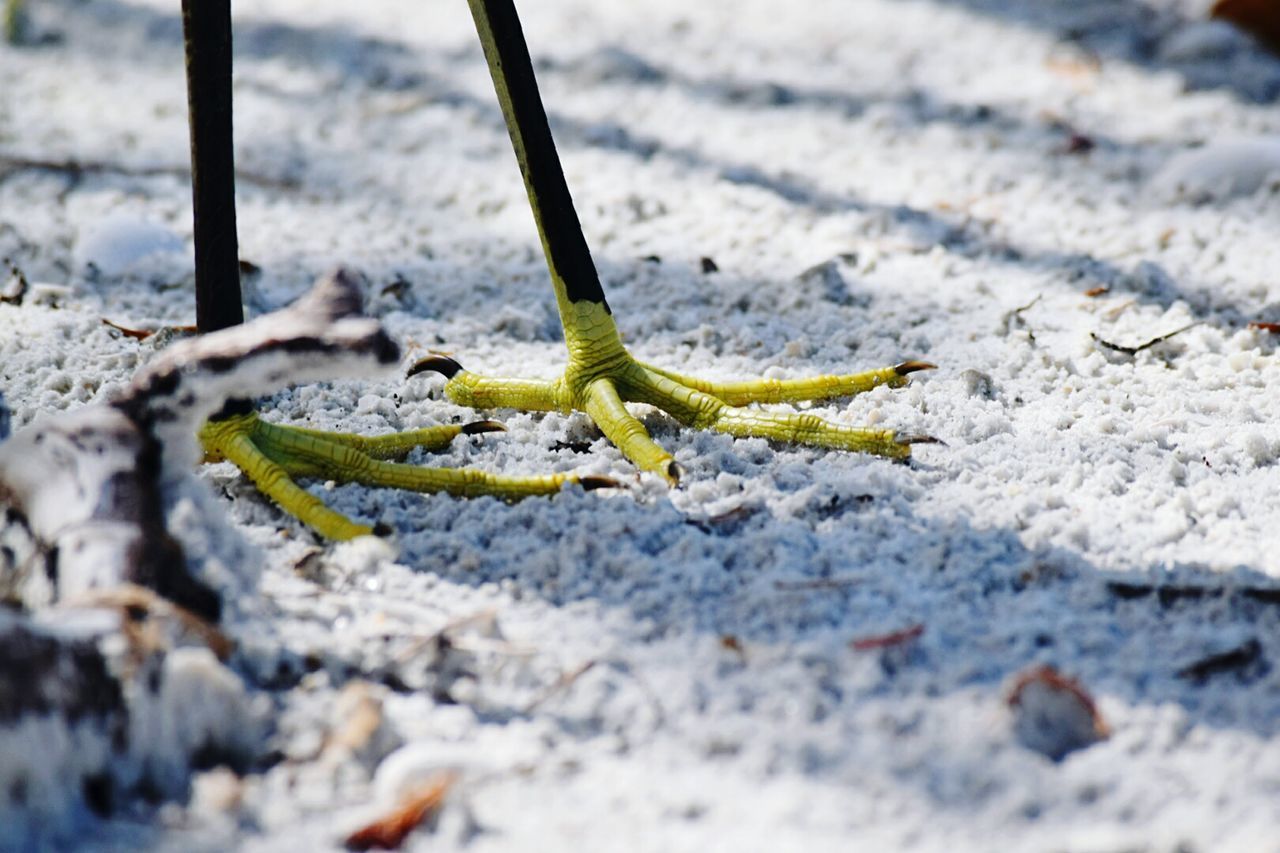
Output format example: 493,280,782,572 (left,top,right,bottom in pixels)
199,409,613,540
